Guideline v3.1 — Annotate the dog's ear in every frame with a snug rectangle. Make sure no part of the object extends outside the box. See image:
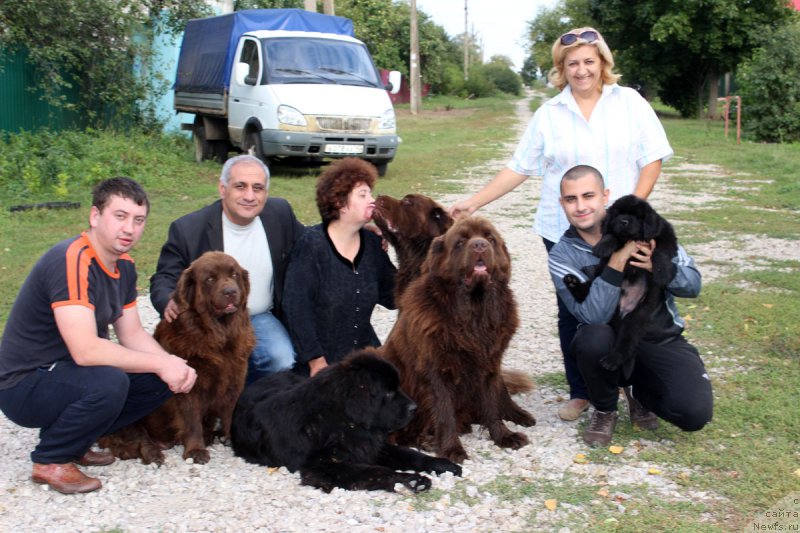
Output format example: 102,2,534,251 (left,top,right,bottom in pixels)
429,206,454,236
343,372,378,427
593,234,618,259
421,235,446,274
172,264,195,311
238,265,251,303
642,208,665,241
